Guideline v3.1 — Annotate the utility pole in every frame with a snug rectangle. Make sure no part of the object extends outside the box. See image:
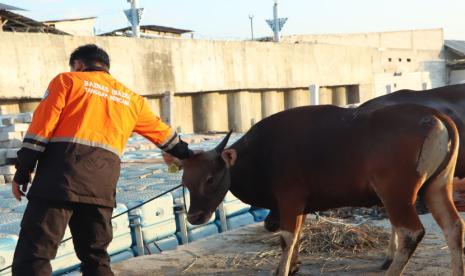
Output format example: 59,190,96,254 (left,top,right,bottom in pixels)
273,0,279,42
248,14,254,40
266,0,286,42
126,0,141,38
